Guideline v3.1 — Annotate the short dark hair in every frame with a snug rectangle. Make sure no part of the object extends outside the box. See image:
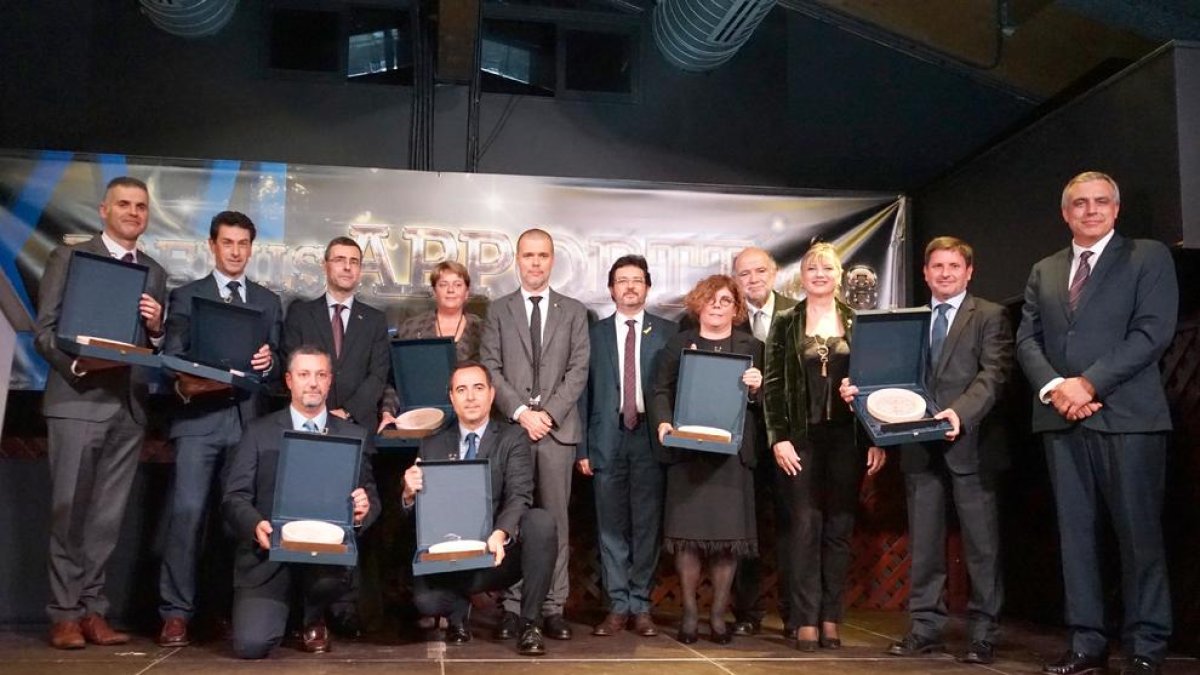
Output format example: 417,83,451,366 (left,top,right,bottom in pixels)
210,210,257,242
450,360,493,389
516,228,554,253
286,344,331,371
924,236,974,267
324,236,362,261
105,176,148,196
607,255,652,288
